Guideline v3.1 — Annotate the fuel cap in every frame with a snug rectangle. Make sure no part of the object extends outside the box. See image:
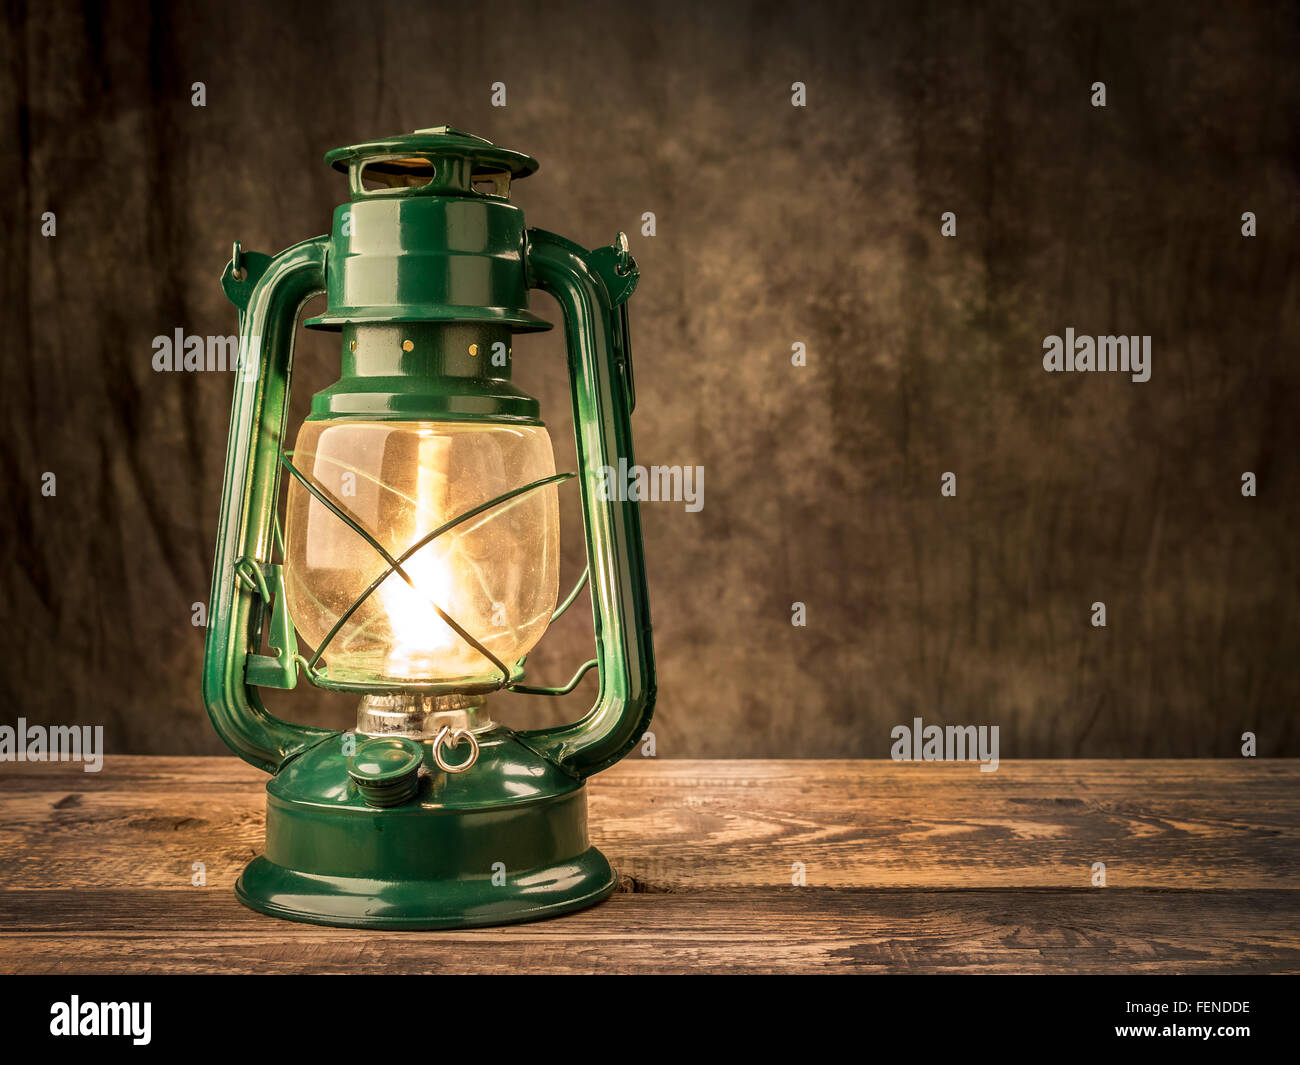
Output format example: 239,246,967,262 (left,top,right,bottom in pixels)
347,736,424,807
